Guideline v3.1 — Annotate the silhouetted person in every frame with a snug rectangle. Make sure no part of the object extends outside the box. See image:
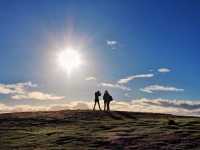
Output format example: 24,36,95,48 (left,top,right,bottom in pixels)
93,90,102,111
103,90,113,111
